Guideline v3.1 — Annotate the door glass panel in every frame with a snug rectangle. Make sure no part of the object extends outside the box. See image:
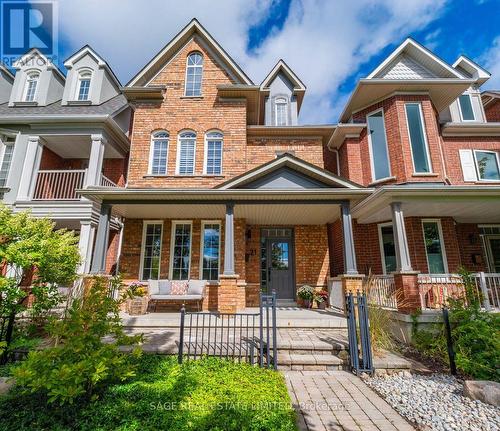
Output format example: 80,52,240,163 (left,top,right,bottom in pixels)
271,242,289,269
380,225,397,273
488,238,500,272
